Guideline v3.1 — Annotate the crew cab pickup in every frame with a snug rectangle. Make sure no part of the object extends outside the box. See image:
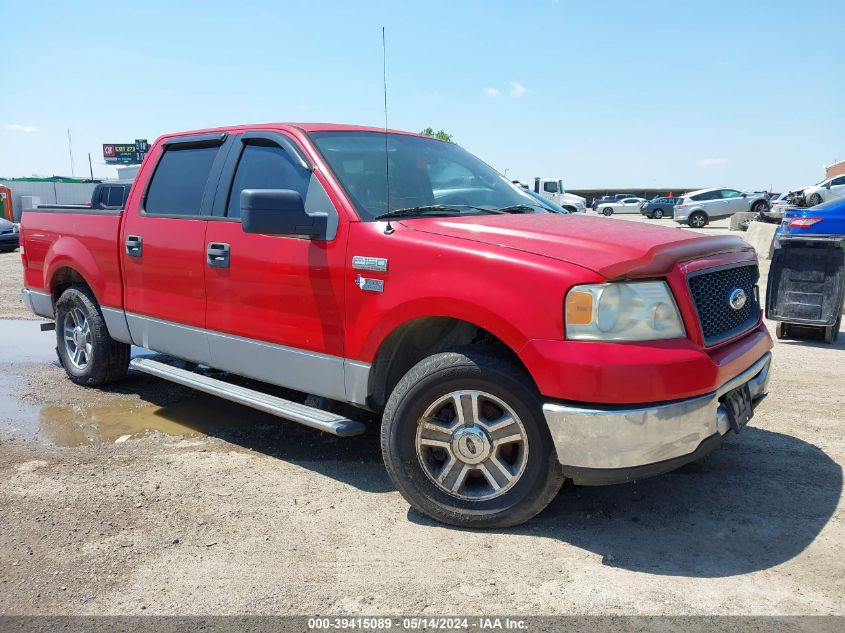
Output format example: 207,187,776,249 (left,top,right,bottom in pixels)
20,123,773,528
